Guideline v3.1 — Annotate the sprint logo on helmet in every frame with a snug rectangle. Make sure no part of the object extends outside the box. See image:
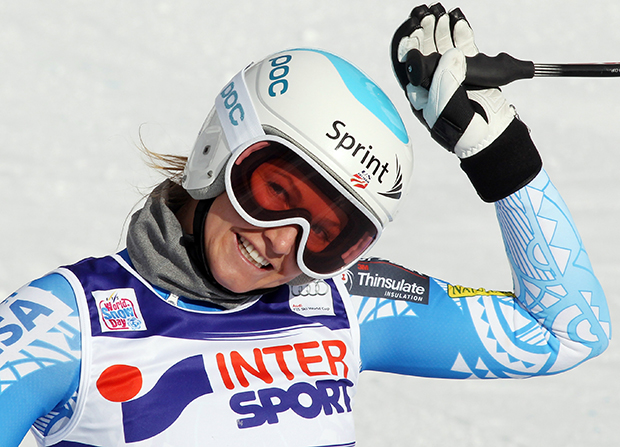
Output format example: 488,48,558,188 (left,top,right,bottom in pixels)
326,120,403,199
326,121,390,183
